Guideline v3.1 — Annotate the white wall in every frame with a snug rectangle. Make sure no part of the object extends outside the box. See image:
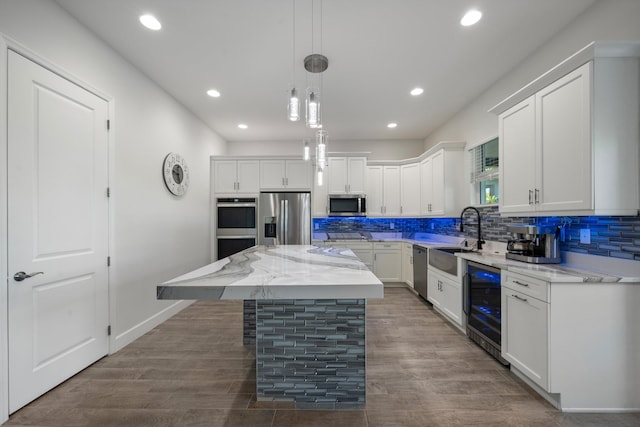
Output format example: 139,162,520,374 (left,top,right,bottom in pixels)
424,0,640,150
228,139,425,160
0,1,227,419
